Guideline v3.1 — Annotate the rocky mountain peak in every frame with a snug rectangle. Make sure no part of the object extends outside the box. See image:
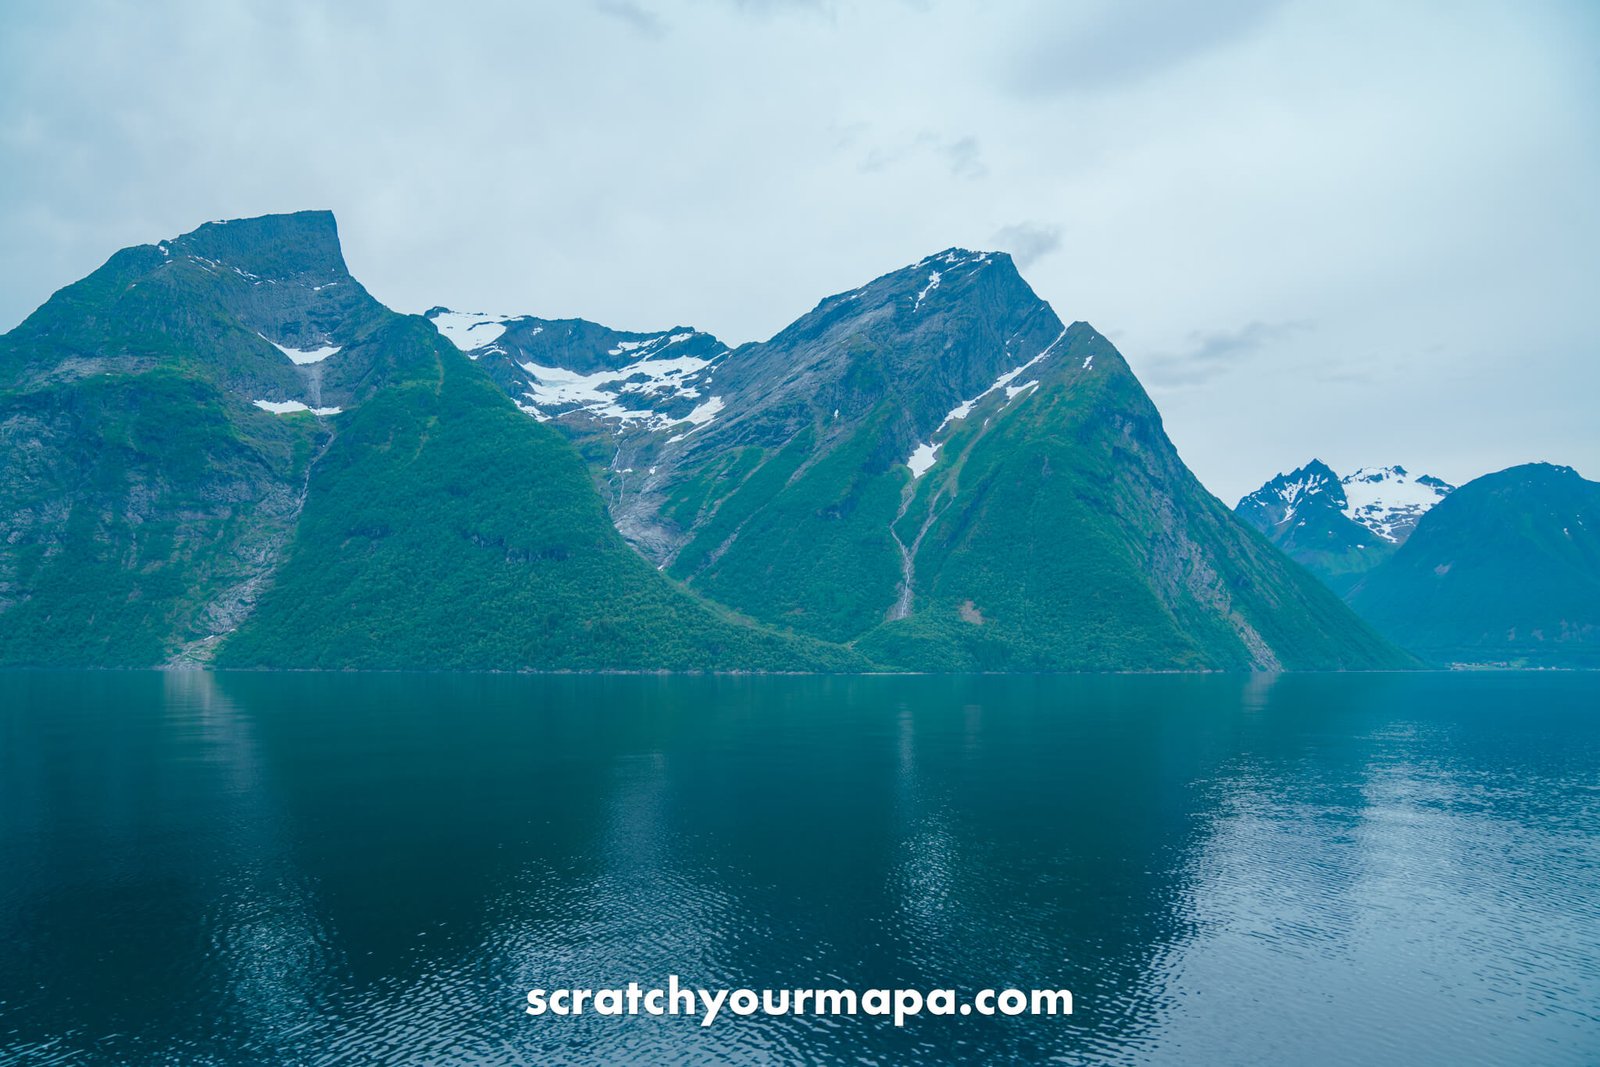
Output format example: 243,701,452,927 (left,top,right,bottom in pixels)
798,247,1030,327
1237,460,1348,527
163,210,349,284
